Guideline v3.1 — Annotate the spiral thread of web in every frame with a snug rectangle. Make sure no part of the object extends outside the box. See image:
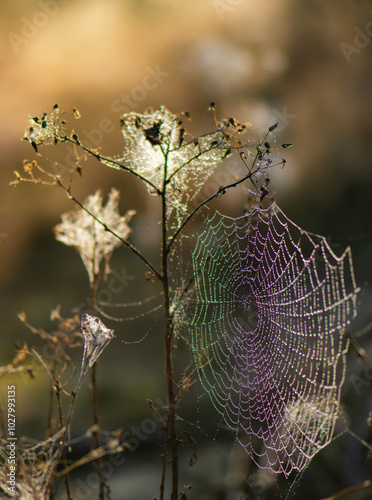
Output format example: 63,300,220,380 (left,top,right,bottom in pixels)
190,203,359,476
